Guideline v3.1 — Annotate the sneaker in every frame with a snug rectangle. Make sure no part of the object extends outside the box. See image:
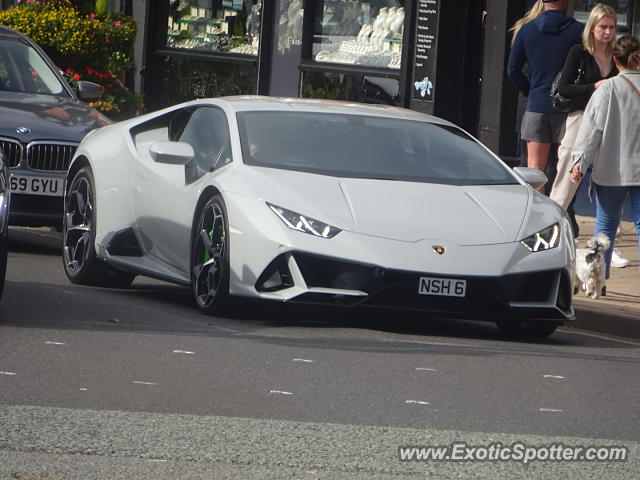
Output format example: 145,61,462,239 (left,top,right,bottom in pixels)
611,248,631,268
